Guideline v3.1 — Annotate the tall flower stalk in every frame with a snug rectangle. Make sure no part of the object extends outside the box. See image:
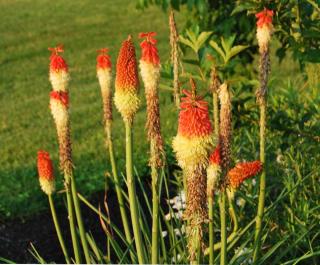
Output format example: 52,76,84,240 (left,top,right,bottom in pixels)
207,146,221,264
37,151,71,264
139,32,164,264
218,83,232,265
172,82,215,264
208,63,221,264
253,8,273,262
114,36,147,264
48,46,90,263
96,48,134,259
169,9,180,108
